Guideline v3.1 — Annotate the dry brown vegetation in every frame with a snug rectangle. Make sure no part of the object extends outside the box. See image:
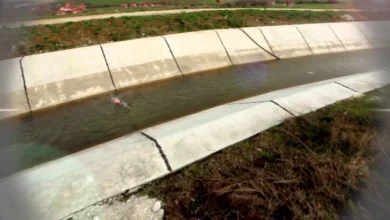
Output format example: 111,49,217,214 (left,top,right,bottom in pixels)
138,88,390,219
